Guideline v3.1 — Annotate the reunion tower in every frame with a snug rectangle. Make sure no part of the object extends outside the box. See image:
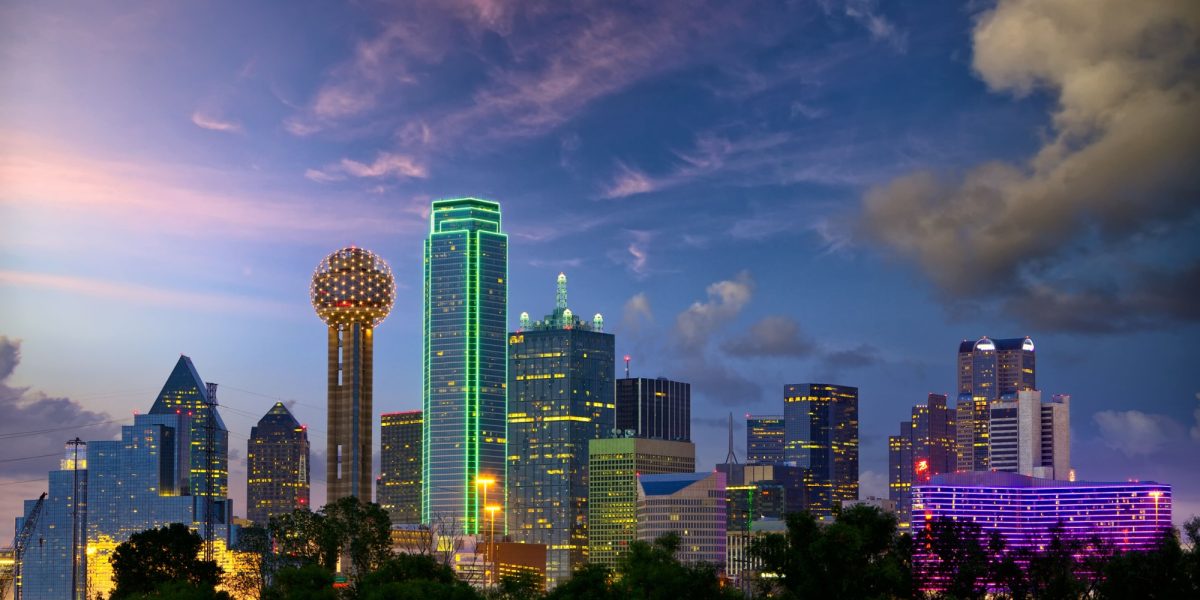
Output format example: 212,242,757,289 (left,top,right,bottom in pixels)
311,247,395,502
